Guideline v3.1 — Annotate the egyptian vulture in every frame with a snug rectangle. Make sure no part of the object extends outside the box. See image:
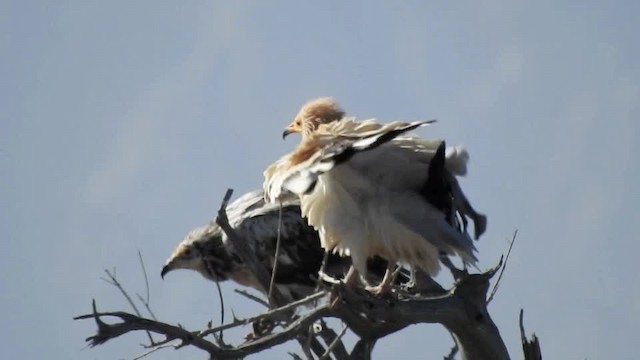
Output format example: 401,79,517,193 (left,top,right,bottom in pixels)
161,189,406,302
264,97,486,294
